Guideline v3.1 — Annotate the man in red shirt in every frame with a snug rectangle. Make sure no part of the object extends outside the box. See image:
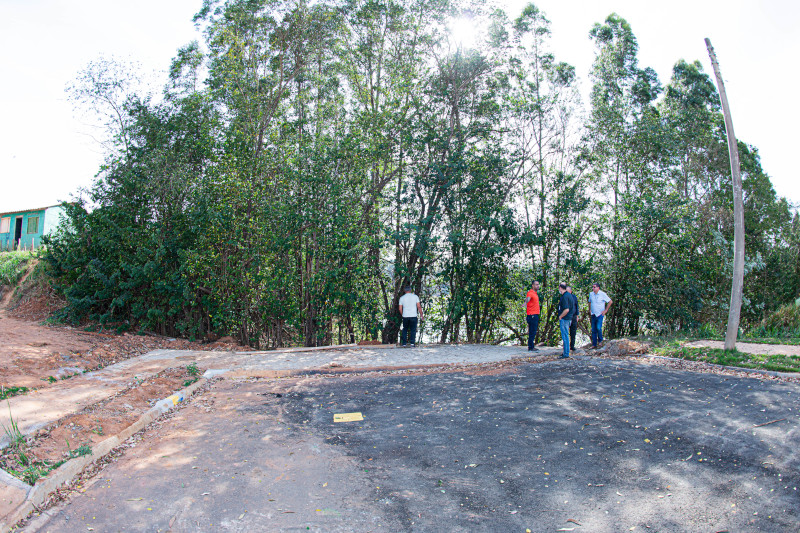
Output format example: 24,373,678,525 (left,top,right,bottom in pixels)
525,280,541,352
